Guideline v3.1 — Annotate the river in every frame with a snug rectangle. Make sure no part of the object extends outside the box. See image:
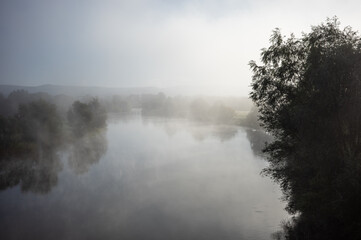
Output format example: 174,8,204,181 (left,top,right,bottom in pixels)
0,114,288,240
